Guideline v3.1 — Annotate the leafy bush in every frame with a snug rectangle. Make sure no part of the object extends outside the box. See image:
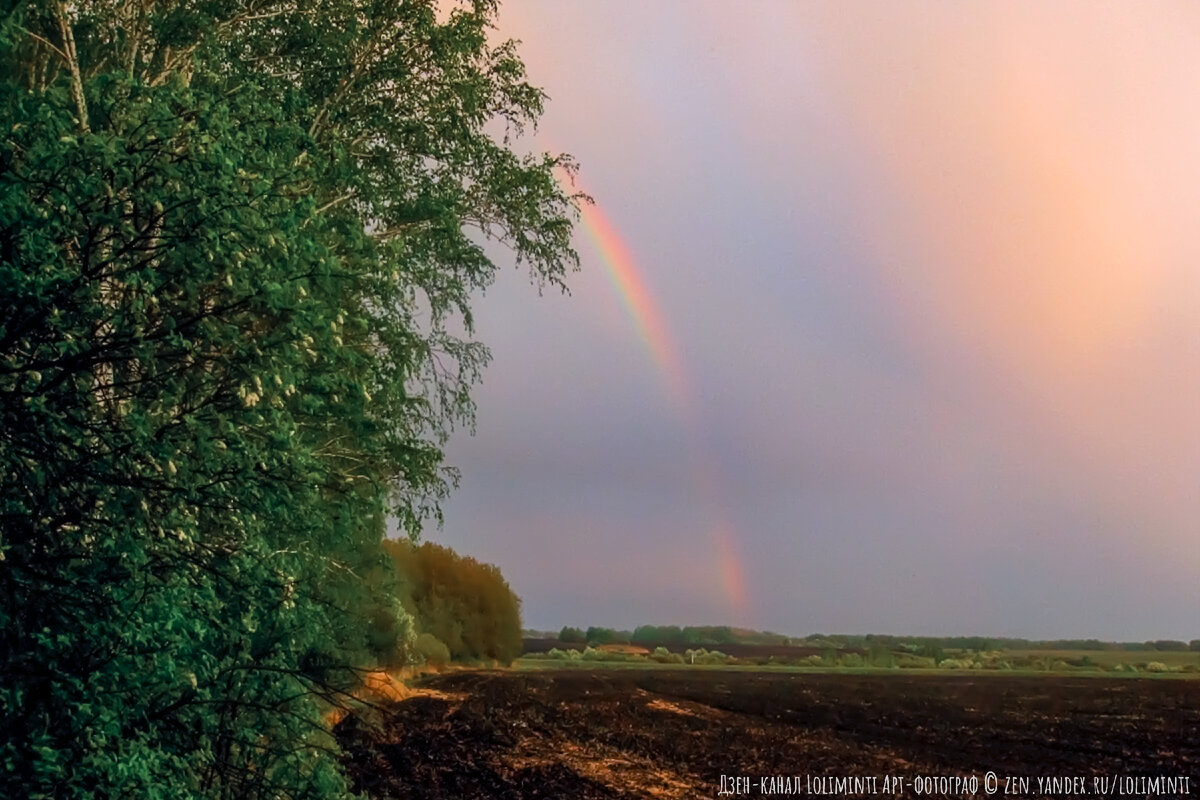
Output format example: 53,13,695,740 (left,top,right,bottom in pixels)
414,633,451,667
651,646,684,664
938,658,973,669
683,648,729,666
